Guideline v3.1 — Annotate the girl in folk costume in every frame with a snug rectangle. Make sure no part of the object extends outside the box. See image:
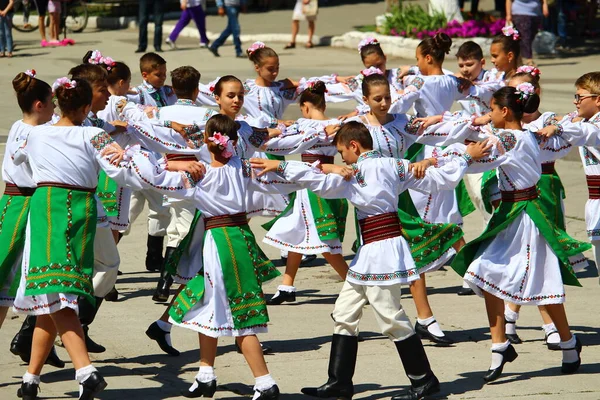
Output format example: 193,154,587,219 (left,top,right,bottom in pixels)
346,72,464,345
444,86,588,382
262,81,350,305
10,78,185,400
250,122,492,400
135,114,307,399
